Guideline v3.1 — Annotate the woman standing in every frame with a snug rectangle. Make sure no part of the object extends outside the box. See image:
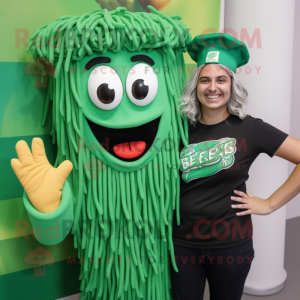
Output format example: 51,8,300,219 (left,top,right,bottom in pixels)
170,33,300,300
